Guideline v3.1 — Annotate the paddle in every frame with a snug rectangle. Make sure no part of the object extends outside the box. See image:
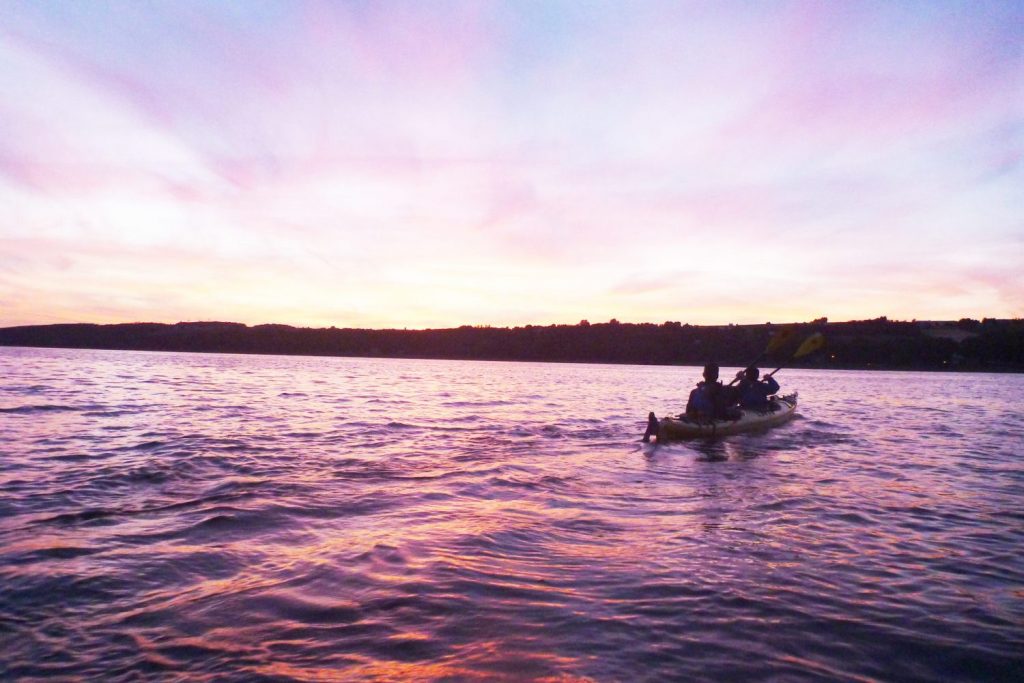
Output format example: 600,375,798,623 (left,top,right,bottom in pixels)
729,327,797,386
765,332,825,378
642,411,658,443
